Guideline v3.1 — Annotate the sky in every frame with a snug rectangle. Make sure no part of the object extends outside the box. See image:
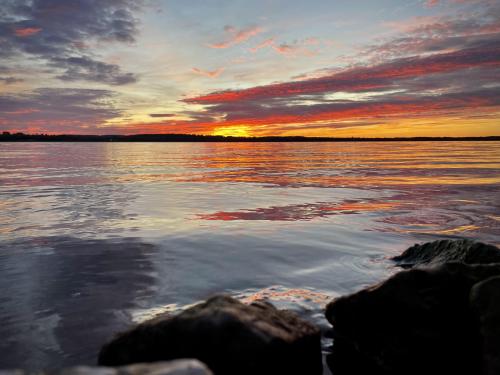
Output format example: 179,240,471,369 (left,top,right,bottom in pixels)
0,0,499,137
